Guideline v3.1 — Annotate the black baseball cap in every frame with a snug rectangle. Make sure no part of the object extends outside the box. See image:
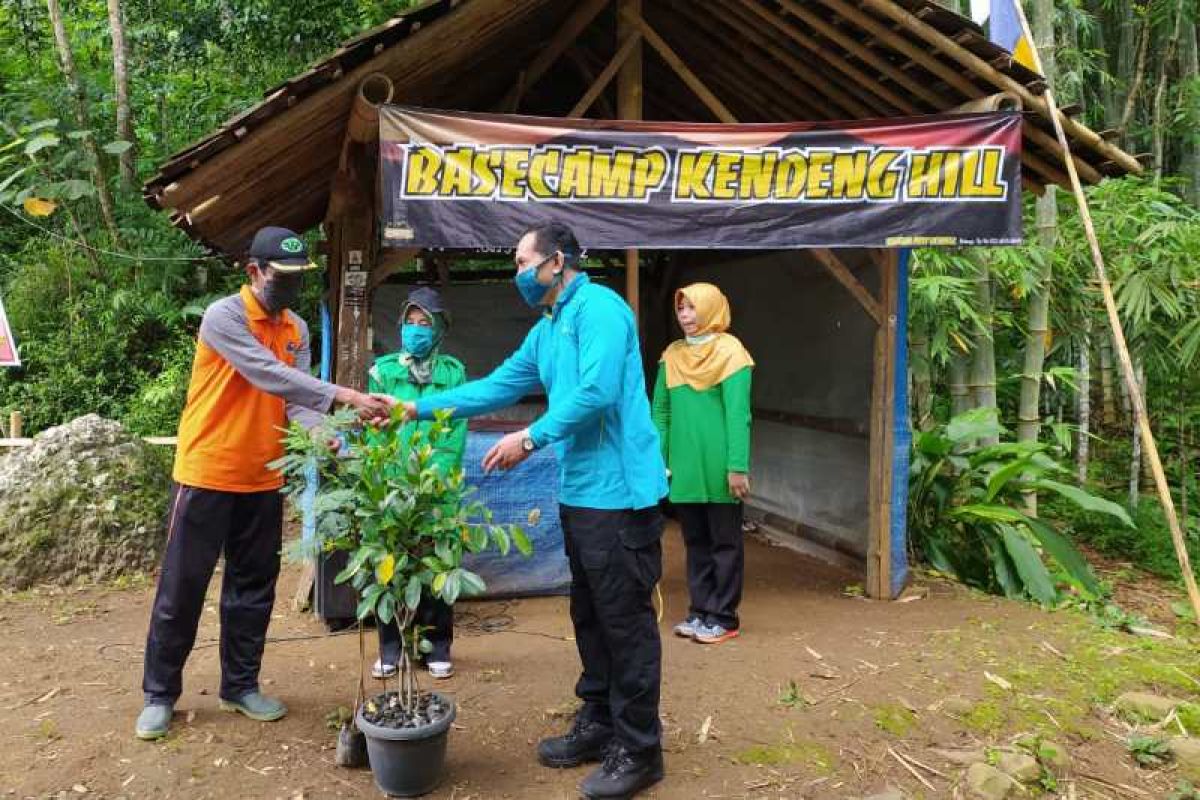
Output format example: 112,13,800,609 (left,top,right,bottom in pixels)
247,226,318,273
